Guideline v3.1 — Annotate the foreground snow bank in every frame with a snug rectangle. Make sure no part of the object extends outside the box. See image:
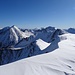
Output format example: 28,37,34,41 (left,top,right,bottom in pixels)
0,33,75,75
